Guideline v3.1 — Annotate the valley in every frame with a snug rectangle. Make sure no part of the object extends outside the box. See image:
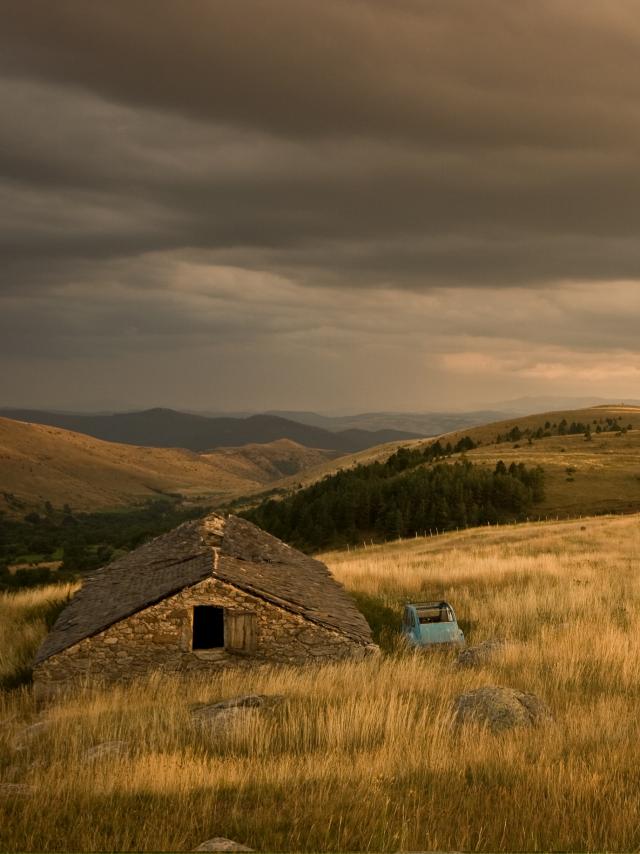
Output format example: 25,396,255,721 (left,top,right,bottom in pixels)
0,417,335,515
3,404,640,540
